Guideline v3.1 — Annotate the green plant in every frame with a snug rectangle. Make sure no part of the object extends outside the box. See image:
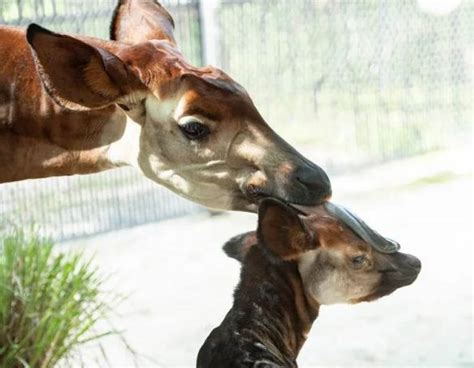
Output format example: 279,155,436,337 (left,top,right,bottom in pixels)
0,230,121,367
